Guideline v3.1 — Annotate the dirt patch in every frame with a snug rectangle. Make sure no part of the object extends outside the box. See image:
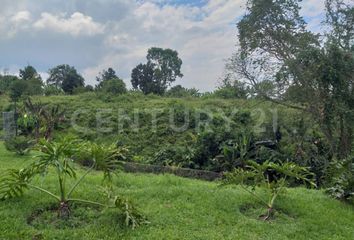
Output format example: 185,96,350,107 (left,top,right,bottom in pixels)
27,203,101,229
